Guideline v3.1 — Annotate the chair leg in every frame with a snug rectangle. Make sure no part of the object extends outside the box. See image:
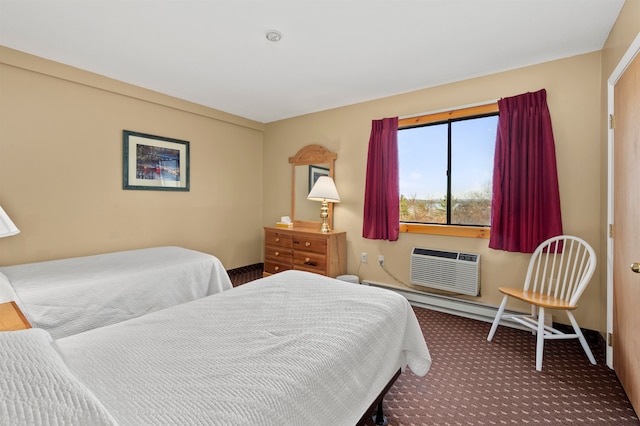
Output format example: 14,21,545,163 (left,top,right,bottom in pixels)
531,305,539,335
567,311,596,365
487,295,508,341
535,306,545,371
